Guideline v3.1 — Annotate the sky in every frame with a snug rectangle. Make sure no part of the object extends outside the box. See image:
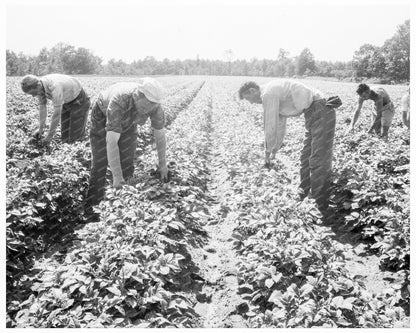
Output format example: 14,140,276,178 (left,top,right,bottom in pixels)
5,0,411,64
